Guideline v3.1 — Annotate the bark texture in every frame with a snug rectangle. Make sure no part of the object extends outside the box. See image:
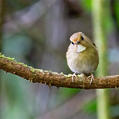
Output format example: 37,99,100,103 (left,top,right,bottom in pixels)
0,54,119,89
